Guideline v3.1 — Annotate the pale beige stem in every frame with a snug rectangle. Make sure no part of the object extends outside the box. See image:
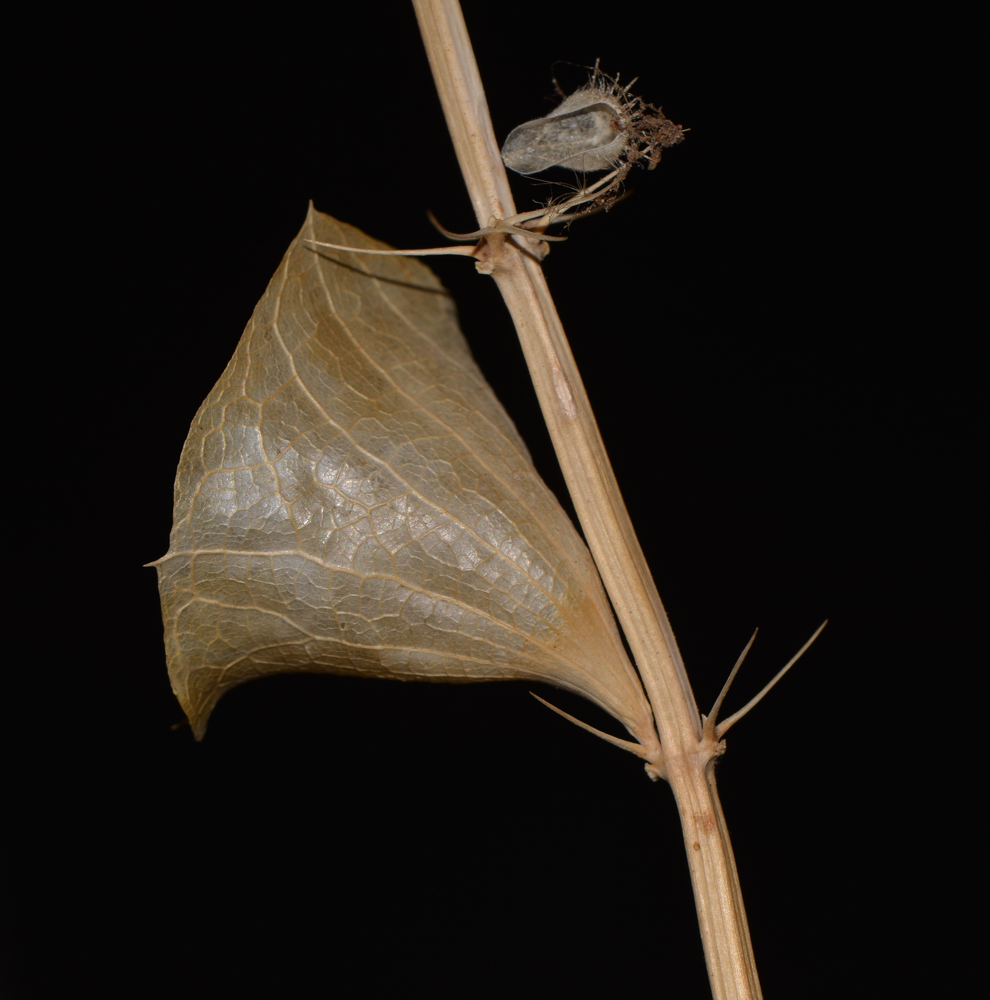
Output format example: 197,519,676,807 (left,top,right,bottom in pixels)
412,2,762,997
